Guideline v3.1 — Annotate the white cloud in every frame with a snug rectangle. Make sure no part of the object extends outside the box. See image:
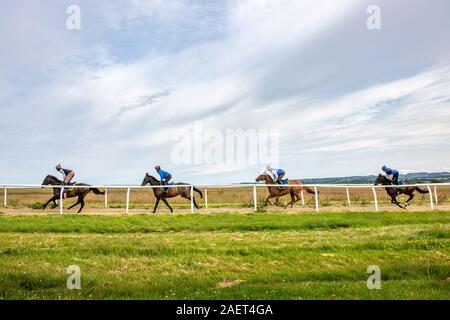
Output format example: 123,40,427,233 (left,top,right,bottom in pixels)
1,0,450,184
